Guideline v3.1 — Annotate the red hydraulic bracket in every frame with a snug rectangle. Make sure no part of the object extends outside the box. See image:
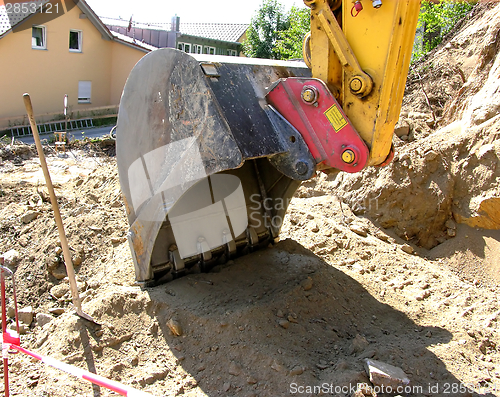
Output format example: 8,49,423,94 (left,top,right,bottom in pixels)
266,78,369,173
